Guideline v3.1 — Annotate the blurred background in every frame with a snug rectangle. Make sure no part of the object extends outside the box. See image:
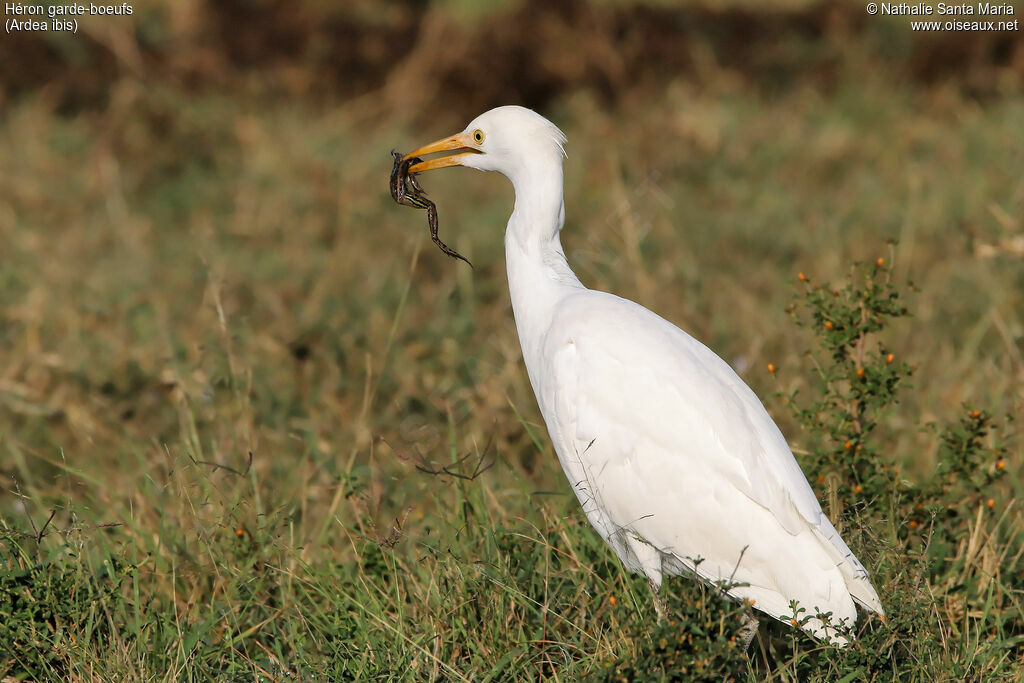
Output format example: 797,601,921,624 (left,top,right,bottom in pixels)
0,0,1022,677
